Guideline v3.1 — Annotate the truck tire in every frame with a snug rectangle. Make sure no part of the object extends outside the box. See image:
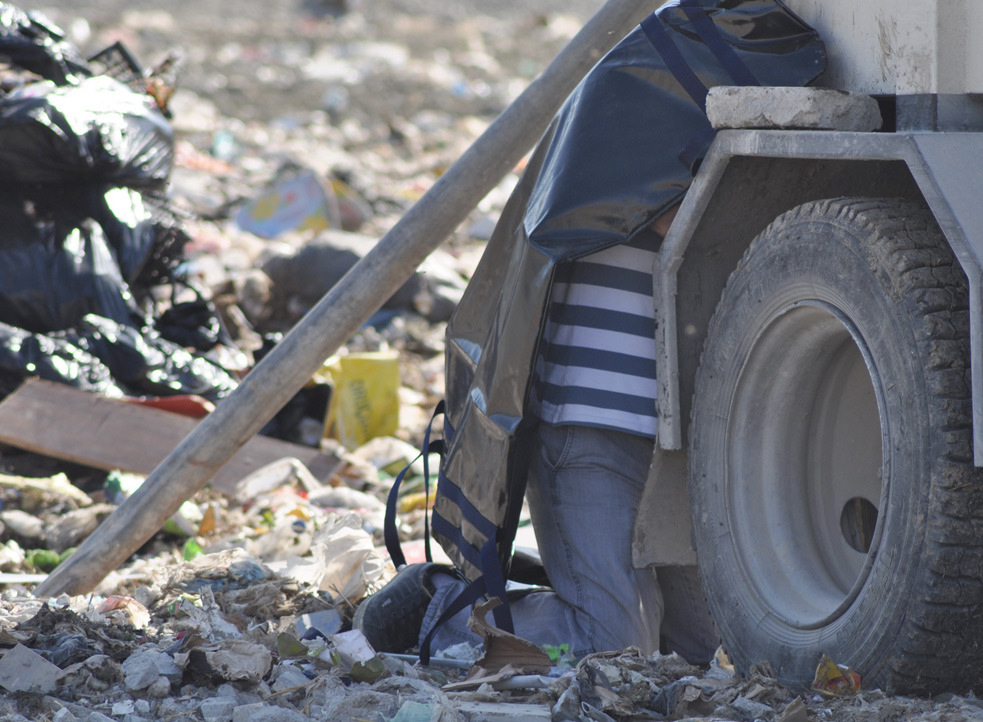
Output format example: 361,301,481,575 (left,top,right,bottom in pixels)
689,197,983,694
